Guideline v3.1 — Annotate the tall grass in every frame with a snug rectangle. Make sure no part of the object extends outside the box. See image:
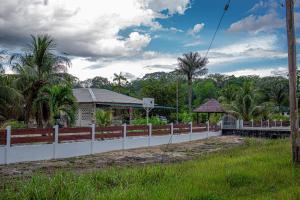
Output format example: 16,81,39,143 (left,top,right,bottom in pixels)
1,139,300,200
